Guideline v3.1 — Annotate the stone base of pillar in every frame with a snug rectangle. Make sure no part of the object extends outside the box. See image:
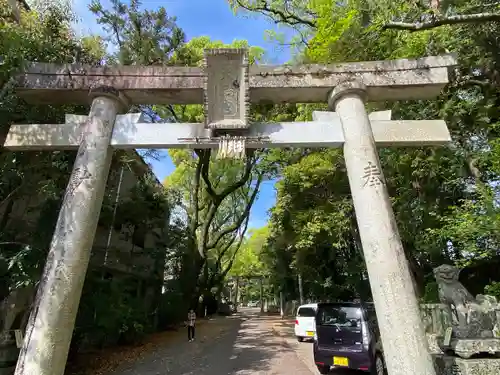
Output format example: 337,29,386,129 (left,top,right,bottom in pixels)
433,355,500,375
